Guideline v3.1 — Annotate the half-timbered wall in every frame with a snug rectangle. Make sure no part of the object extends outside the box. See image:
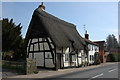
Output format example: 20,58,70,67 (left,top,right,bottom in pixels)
61,47,78,67
27,37,84,68
27,37,55,68
62,48,84,67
